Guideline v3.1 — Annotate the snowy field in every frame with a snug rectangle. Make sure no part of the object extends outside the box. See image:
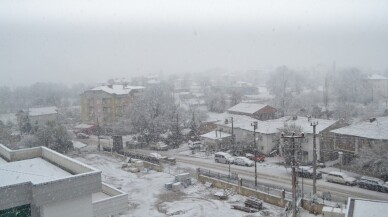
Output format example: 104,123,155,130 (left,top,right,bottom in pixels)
72,152,320,217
